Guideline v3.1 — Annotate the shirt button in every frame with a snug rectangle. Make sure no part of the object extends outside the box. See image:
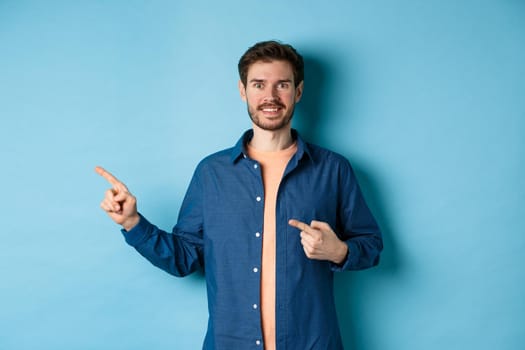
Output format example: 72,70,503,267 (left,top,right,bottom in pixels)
253,164,258,169
253,304,258,309
256,340,261,346
253,267,258,273
255,232,261,238
256,196,261,202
